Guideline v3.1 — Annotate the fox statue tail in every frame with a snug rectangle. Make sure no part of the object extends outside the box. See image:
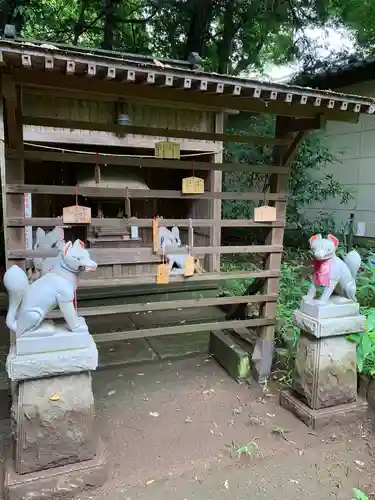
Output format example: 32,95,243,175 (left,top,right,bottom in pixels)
3,266,29,332
343,250,361,279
